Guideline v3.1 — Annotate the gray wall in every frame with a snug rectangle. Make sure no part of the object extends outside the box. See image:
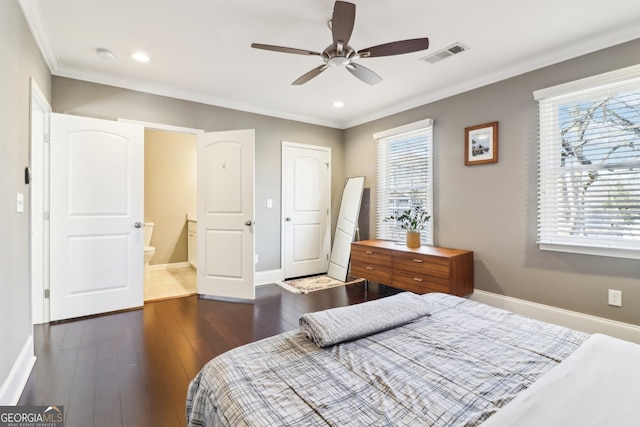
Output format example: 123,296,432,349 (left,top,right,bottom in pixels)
344,39,640,326
52,77,345,272
0,1,51,400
